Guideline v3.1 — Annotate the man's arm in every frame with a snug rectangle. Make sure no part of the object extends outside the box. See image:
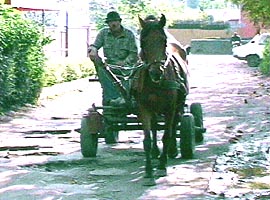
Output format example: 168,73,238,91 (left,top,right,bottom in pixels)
88,29,106,60
89,29,106,51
